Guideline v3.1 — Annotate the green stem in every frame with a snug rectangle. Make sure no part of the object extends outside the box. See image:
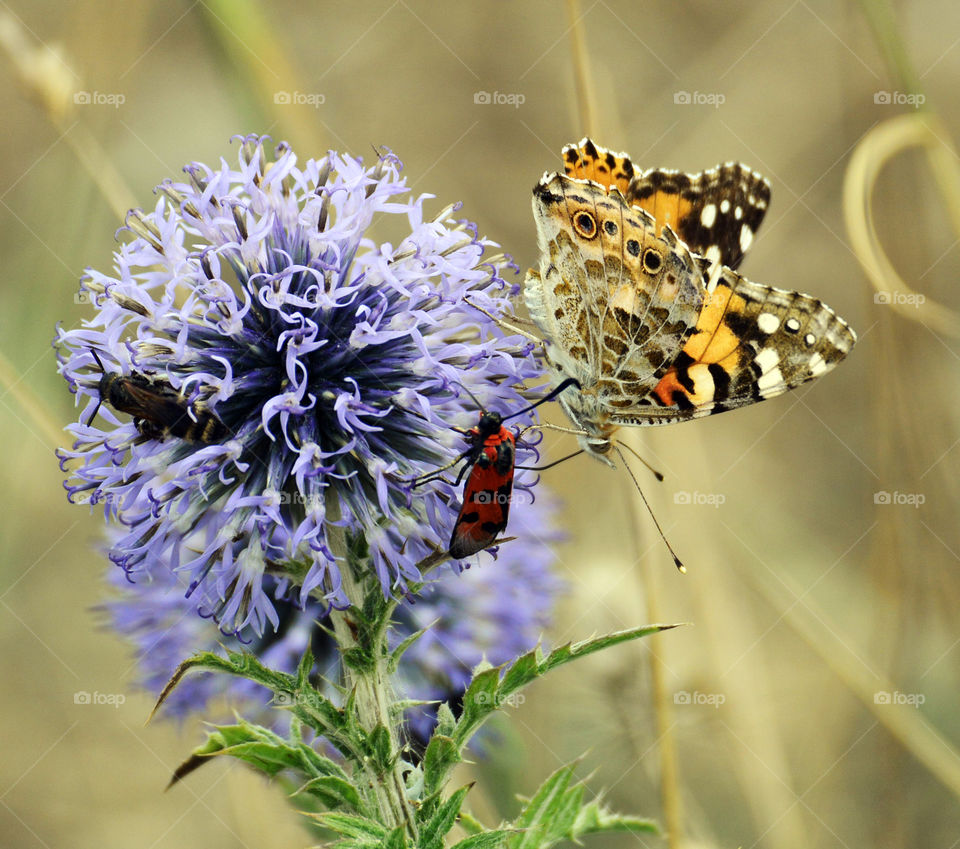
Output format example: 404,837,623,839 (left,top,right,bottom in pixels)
328,558,417,839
